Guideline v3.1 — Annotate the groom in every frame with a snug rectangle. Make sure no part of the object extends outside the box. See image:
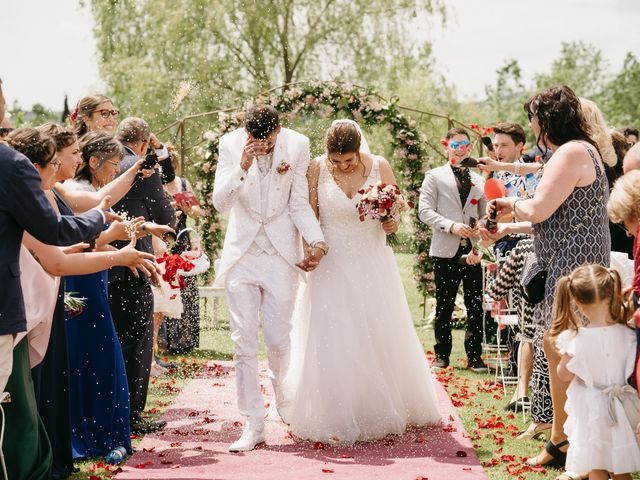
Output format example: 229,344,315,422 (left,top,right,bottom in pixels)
212,105,327,452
